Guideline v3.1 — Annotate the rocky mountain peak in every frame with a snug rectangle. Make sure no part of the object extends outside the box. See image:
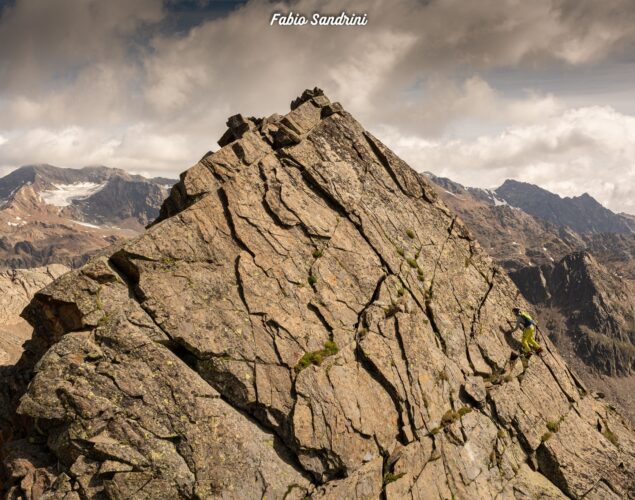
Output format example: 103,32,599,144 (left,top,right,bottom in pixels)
1,89,633,498
495,179,632,234
0,165,176,269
